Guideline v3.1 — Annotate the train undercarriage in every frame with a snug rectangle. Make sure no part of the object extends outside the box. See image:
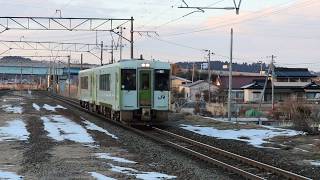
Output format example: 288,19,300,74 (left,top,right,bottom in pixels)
79,100,168,125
